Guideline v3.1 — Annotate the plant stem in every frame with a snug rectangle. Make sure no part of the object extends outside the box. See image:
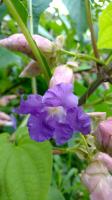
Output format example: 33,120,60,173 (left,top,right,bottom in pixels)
31,77,37,94
106,54,112,65
85,0,100,71
28,0,37,94
60,49,105,66
79,75,103,105
28,0,33,35
4,0,51,81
